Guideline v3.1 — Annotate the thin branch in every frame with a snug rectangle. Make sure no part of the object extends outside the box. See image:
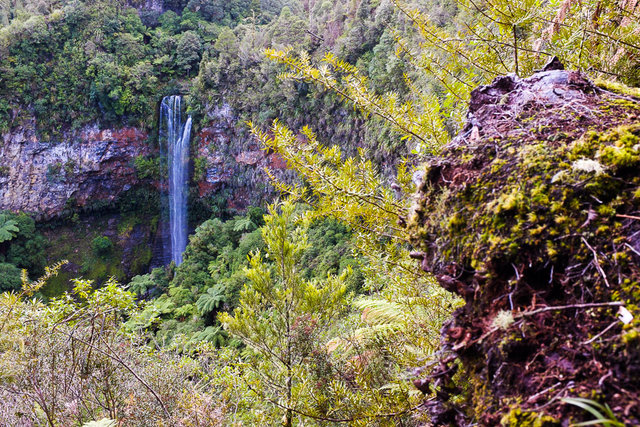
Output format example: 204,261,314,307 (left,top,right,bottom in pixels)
582,320,619,345
581,237,611,288
52,329,171,420
519,301,622,317
616,213,640,220
624,243,640,258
